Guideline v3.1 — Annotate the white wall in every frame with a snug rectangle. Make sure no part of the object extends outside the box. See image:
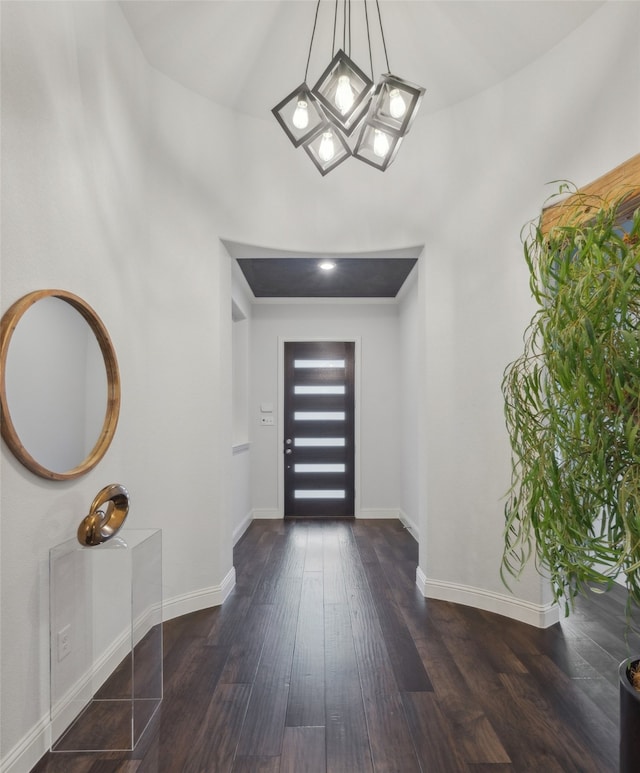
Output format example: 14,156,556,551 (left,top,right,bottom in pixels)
232,317,250,445
414,1,640,624
397,266,422,538
231,260,253,448
2,1,639,770
231,311,252,544
1,4,234,769
231,262,253,543
248,302,402,519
